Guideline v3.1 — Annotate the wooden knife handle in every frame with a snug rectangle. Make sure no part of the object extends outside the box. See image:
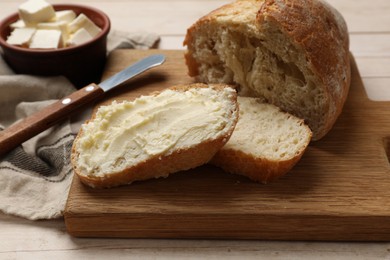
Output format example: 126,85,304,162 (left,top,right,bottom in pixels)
0,83,104,157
